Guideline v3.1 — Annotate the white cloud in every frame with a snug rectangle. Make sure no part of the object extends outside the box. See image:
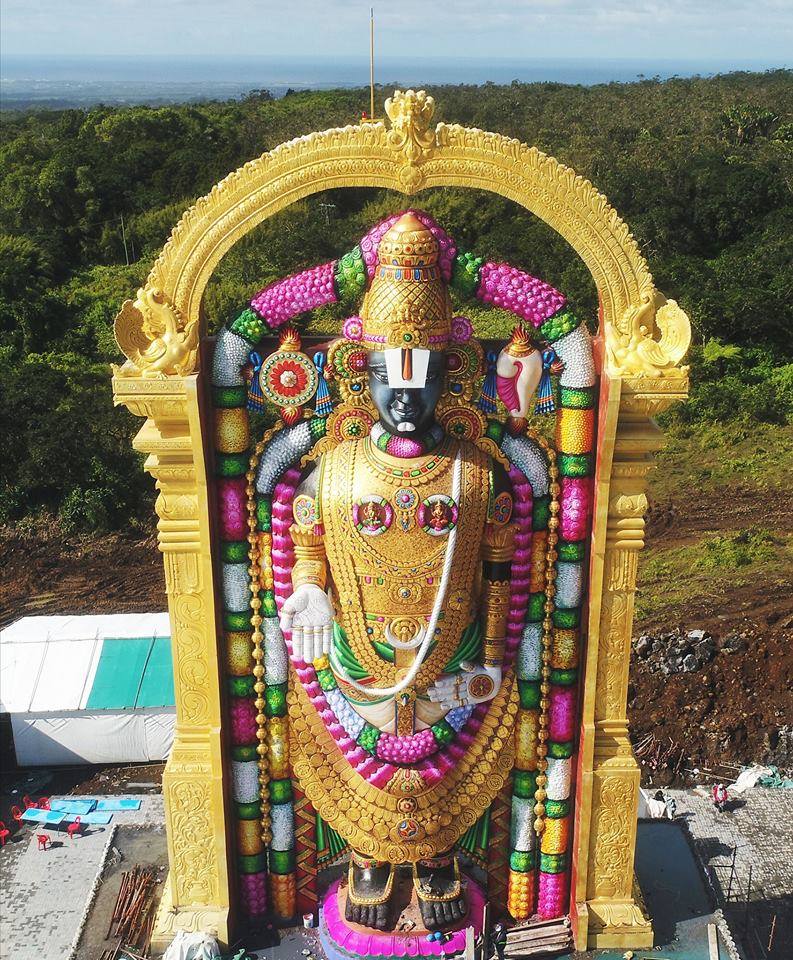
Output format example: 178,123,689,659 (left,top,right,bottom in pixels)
1,0,791,60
